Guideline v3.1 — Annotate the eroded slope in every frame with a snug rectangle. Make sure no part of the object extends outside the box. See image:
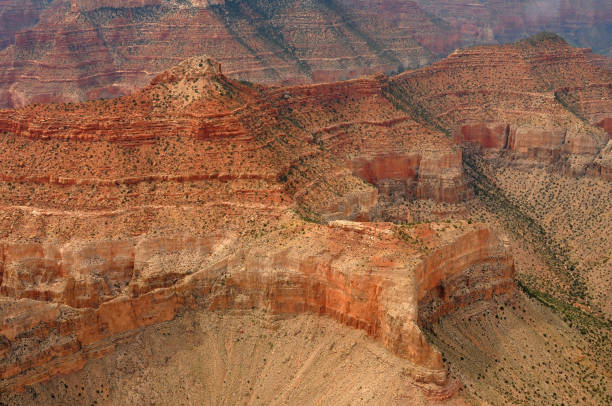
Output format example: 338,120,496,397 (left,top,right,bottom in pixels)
0,55,513,403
